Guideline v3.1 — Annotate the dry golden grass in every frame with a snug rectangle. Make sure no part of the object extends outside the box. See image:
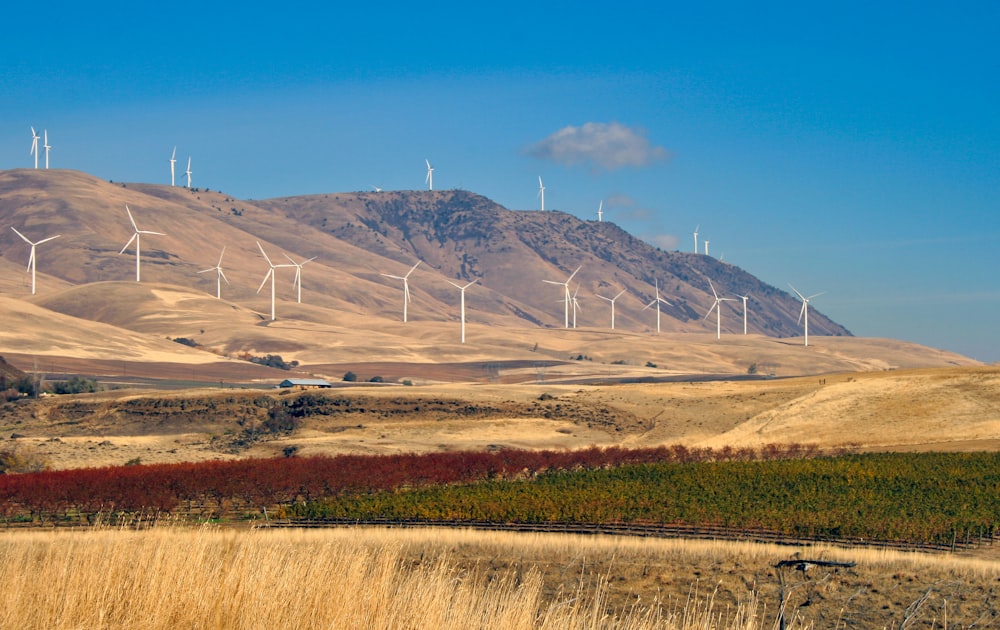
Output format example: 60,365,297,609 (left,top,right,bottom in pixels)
1,525,997,629
0,526,794,630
